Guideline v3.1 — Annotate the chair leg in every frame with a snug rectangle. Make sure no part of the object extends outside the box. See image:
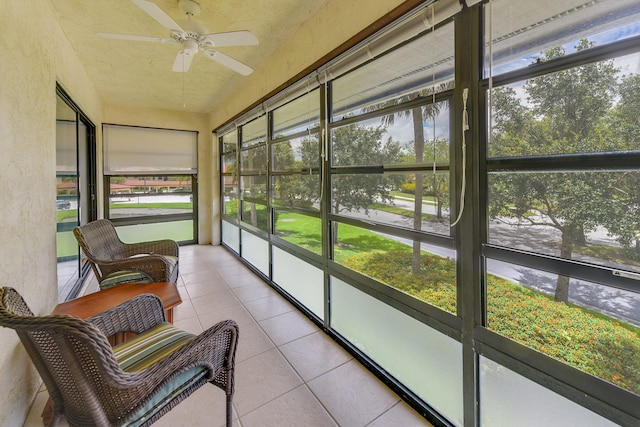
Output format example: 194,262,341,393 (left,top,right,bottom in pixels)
41,398,61,427
226,394,233,427
47,414,62,427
